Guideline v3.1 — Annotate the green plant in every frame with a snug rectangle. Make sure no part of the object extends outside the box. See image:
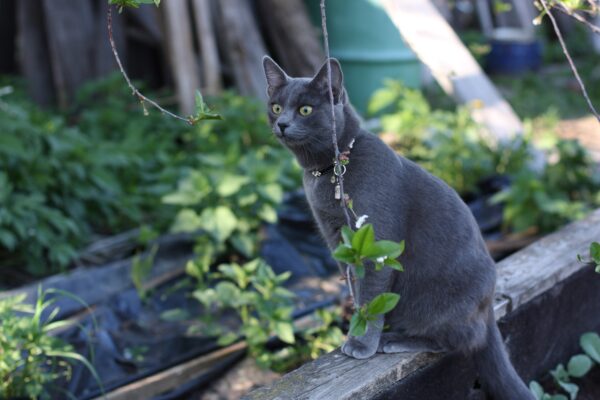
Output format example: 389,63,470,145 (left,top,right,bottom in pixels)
0,288,103,399
332,221,404,336
577,242,600,273
529,332,600,400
